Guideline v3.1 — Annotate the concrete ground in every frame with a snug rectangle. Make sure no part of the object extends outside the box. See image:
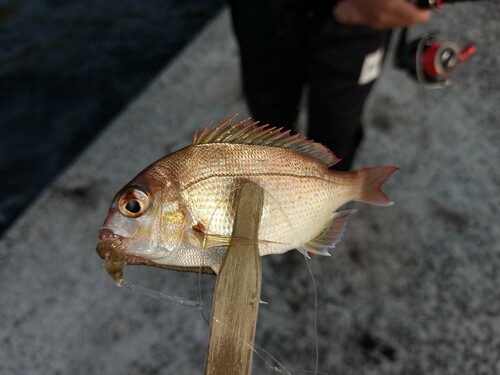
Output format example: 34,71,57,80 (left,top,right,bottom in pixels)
1,5,499,375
